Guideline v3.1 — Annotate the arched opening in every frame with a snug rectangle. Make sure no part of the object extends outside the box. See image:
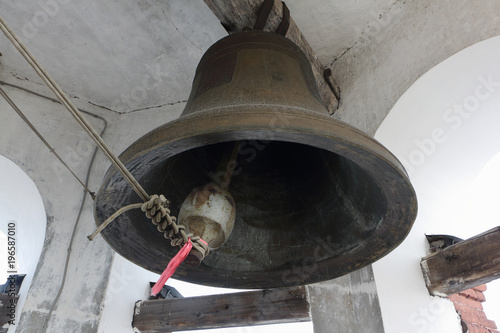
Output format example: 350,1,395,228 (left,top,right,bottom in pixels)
373,35,500,332
0,155,46,329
